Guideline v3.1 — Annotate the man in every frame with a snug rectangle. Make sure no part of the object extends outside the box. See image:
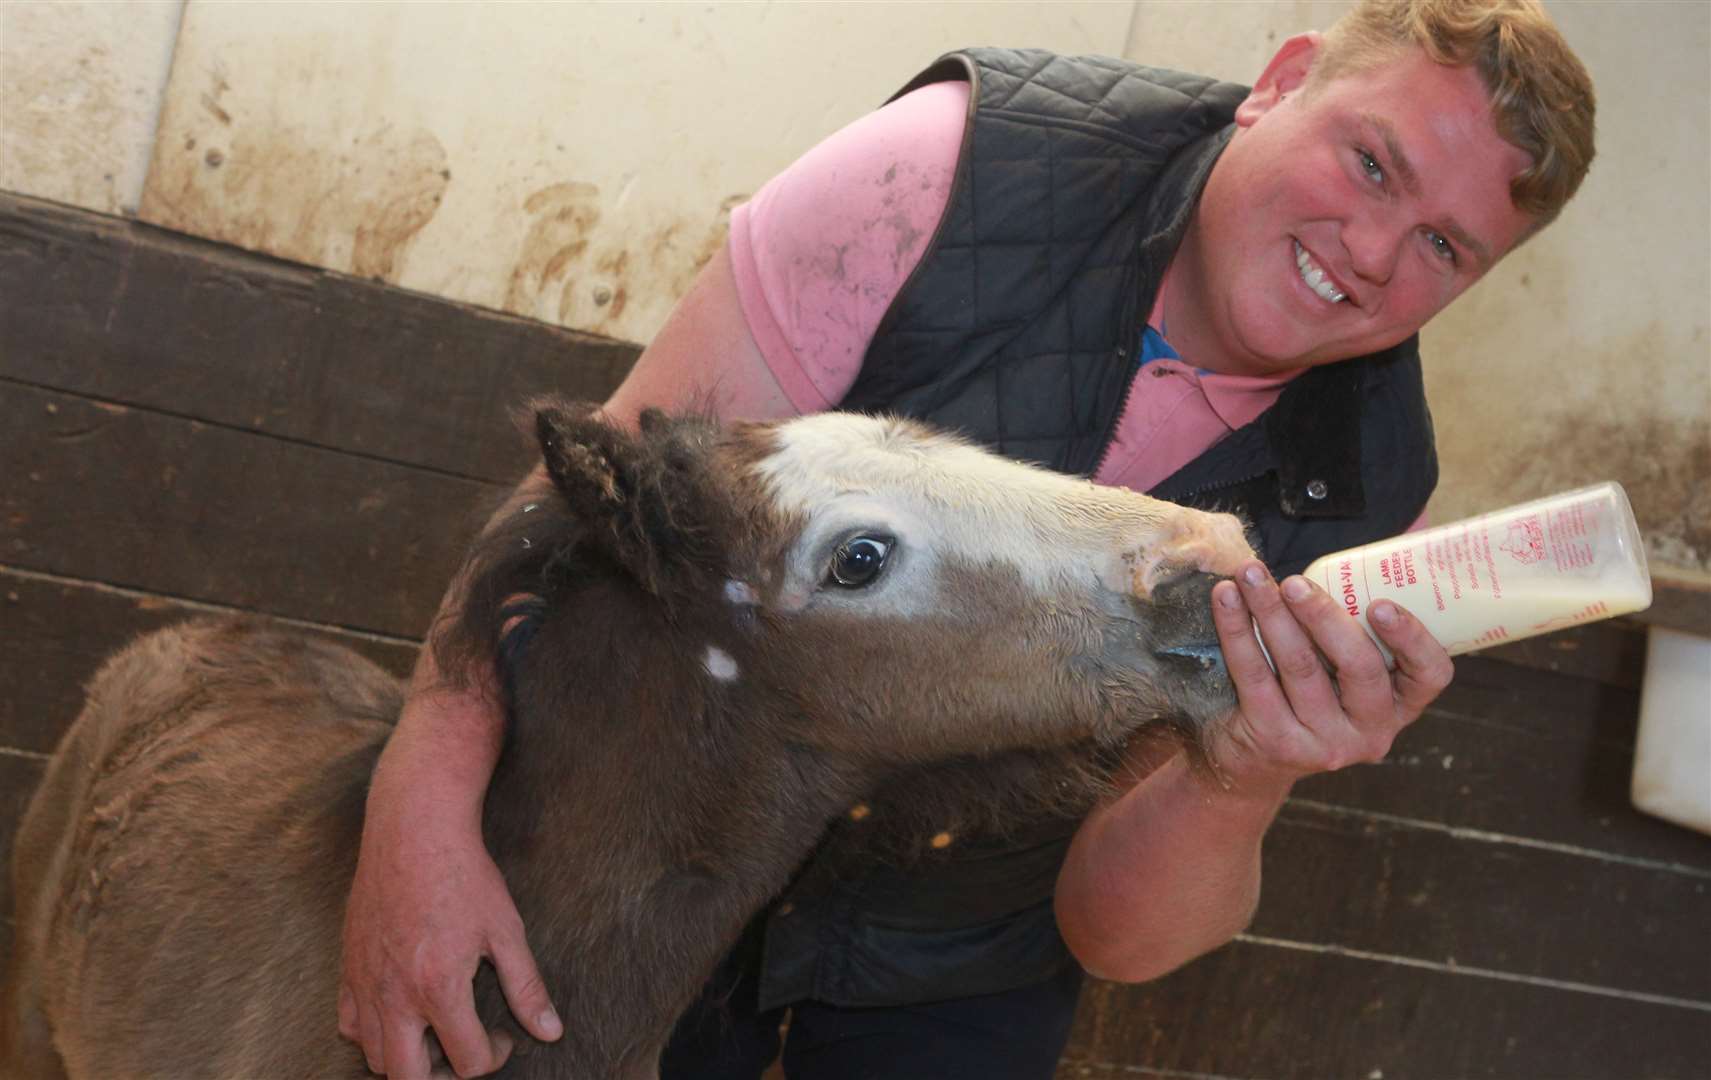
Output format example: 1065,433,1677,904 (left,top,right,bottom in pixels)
339,2,1595,1075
